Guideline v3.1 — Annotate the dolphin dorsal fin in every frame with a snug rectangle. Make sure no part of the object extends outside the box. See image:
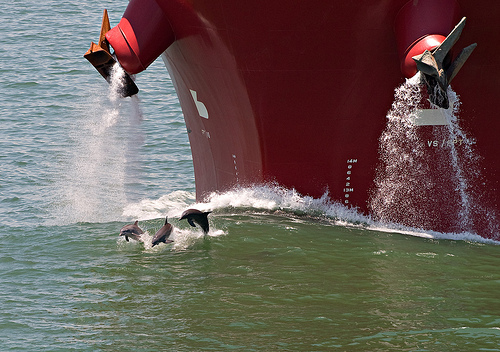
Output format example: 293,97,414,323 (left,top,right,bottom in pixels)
134,220,138,225
164,216,168,225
